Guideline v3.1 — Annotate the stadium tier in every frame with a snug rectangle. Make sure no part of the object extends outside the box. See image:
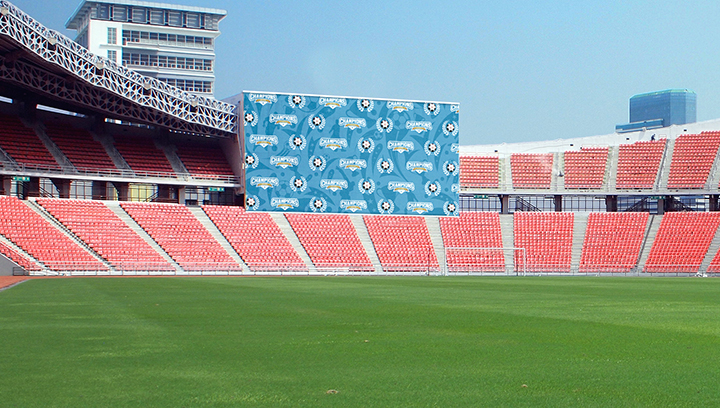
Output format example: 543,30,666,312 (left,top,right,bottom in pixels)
579,212,648,273
43,124,117,171
510,153,553,189
615,139,666,189
513,212,574,272
0,196,106,272
285,213,373,273
363,215,439,273
0,240,43,272
459,156,500,188
202,205,307,273
439,212,505,273
175,143,234,178
667,133,720,189
121,202,241,272
0,114,58,169
644,212,720,273
563,147,608,189
36,198,174,272
112,136,175,175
